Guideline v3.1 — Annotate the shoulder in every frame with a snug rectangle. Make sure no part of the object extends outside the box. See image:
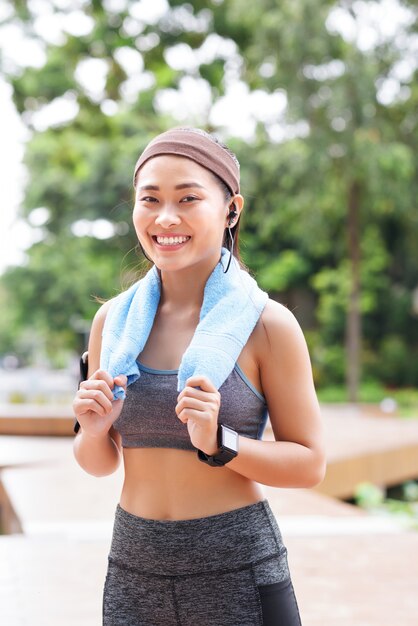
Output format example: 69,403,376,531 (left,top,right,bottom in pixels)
247,298,301,356
92,298,114,330
261,298,299,329
255,298,310,369
260,298,304,344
